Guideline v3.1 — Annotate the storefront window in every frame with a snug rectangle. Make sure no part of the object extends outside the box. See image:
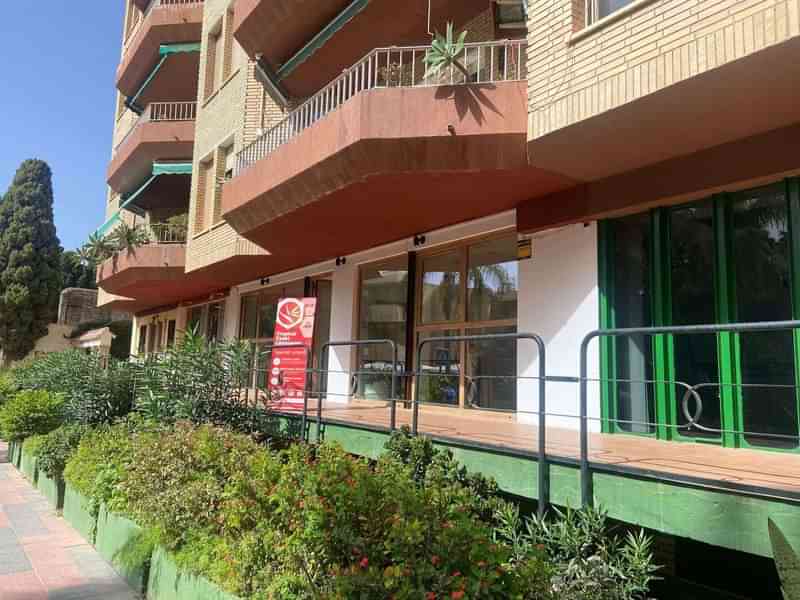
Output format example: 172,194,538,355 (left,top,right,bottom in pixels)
608,214,655,433
357,258,409,399
415,233,518,410
601,180,800,450
421,250,463,323
731,185,797,448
